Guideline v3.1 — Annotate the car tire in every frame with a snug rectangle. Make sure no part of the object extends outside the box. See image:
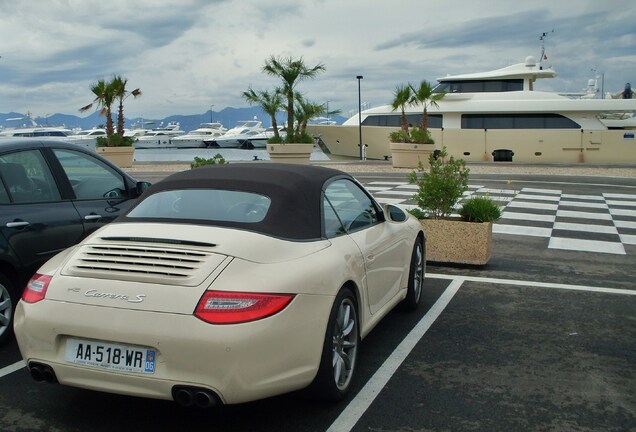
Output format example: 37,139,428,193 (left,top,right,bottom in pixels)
402,237,425,311
310,287,360,401
0,274,15,345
